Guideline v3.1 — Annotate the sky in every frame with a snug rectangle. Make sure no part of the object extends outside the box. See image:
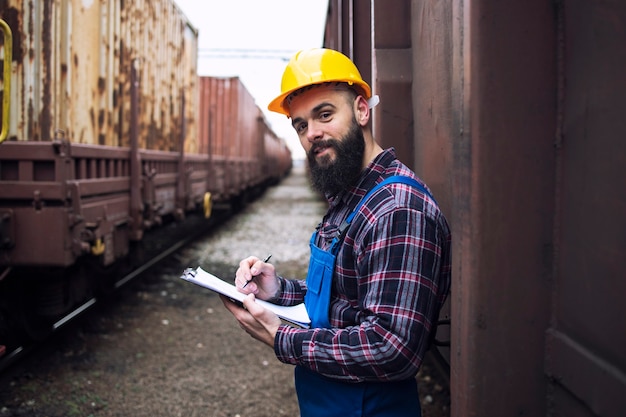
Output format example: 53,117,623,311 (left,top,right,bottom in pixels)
174,0,330,160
